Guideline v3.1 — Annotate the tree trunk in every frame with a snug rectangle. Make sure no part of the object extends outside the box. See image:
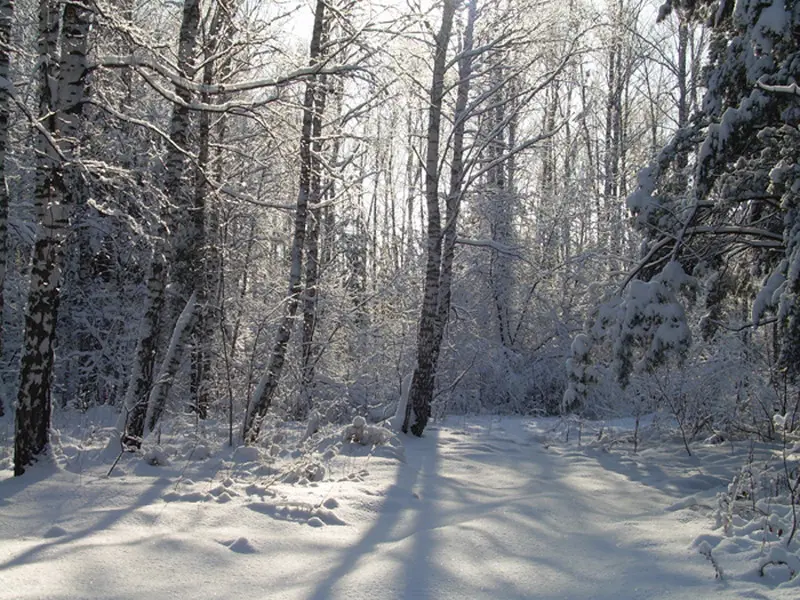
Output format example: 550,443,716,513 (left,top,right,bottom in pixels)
0,0,15,414
404,0,476,437
489,67,513,347
126,0,201,434
243,0,326,444
121,250,166,449
15,0,91,475
166,0,201,308
299,62,329,418
146,292,198,433
675,12,690,171
190,0,235,419
32,0,59,225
